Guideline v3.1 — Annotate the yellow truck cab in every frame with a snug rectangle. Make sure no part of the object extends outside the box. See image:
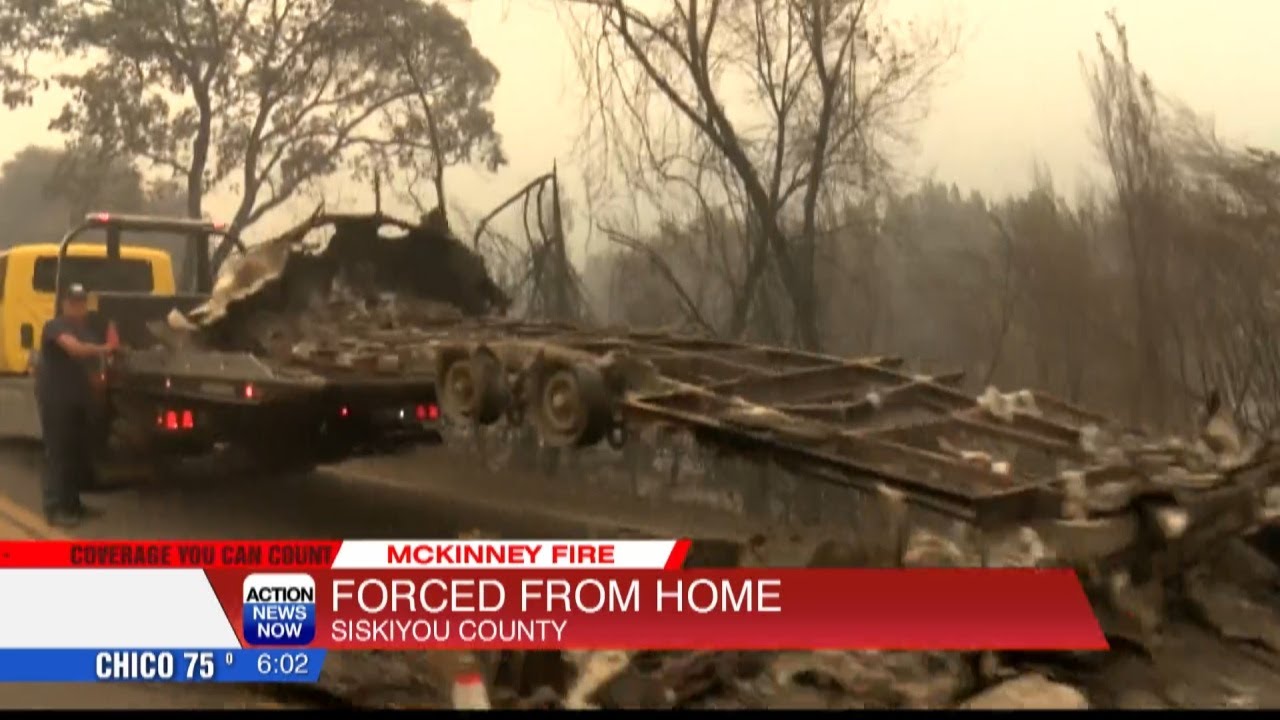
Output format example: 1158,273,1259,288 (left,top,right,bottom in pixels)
0,243,176,375
0,219,188,443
